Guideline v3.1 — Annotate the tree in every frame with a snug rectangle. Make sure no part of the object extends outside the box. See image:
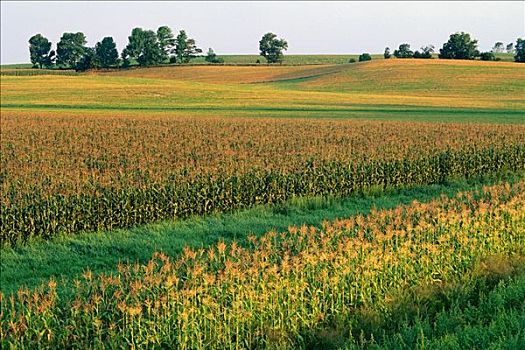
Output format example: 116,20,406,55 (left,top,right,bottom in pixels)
413,45,434,59
75,47,96,71
28,34,54,68
492,42,504,53
438,32,479,60
515,38,525,62
393,43,413,58
348,58,356,63
56,32,87,68
259,33,288,64
205,48,224,64
173,30,202,63
157,26,175,62
358,53,372,62
95,37,119,68
479,51,496,61
122,28,164,66
506,43,515,54
383,47,391,59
